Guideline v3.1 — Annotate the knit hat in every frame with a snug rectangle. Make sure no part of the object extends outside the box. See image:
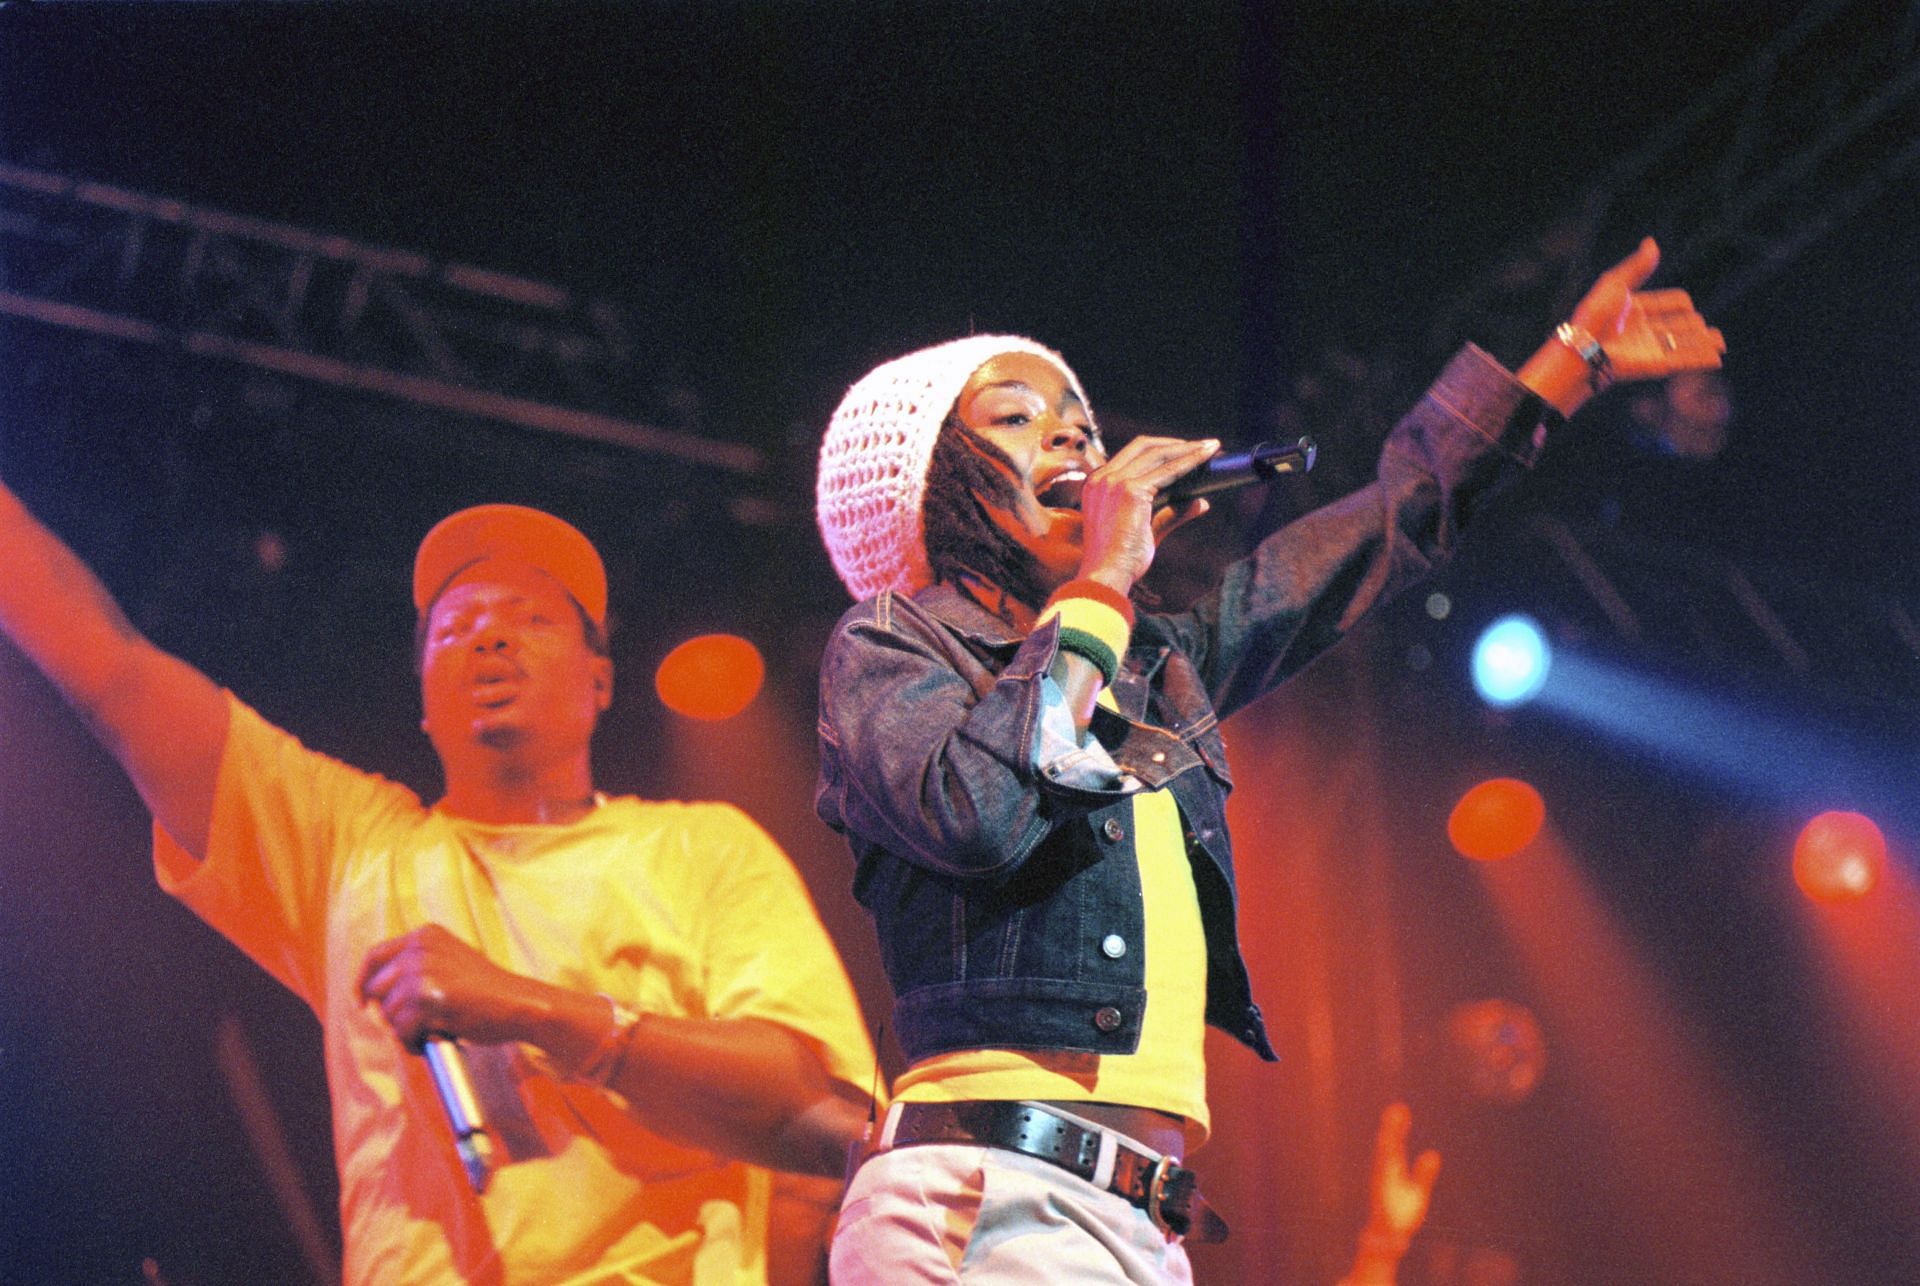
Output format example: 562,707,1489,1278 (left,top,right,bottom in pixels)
413,503,608,629
816,334,1091,602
